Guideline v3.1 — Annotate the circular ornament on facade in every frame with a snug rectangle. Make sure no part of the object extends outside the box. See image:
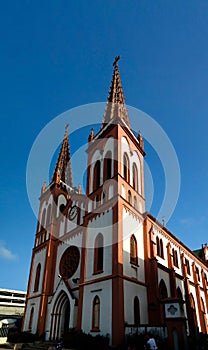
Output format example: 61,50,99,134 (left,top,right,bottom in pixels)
59,246,80,279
